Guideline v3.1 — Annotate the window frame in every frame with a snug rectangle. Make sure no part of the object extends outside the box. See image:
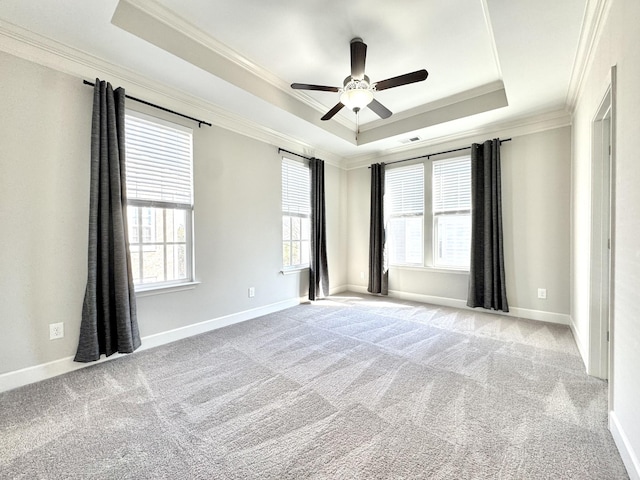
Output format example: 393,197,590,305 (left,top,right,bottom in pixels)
385,163,425,267
431,156,472,271
124,110,195,291
383,155,472,273
281,156,310,271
